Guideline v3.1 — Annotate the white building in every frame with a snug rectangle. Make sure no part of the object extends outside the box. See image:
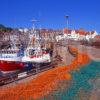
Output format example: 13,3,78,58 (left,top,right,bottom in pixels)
56,28,98,41
19,28,29,33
